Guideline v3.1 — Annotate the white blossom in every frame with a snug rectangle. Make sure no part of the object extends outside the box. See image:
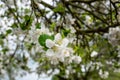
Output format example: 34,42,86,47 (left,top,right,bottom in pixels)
81,65,86,72
46,39,55,48
71,55,82,64
85,16,92,25
91,51,98,57
45,33,81,64
108,27,120,46
54,33,62,43
46,49,55,57
70,27,76,33
99,70,109,79
61,38,69,47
